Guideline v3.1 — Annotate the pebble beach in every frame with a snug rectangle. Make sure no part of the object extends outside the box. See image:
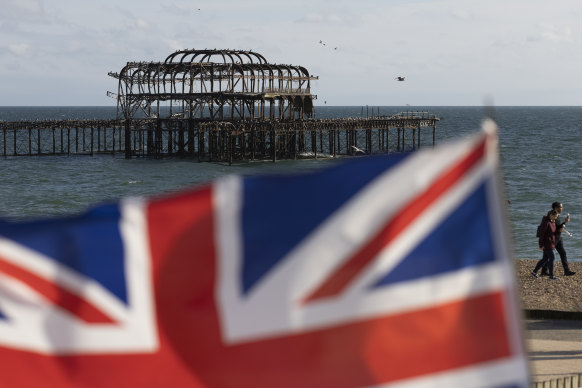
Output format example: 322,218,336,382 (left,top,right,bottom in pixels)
515,259,582,312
